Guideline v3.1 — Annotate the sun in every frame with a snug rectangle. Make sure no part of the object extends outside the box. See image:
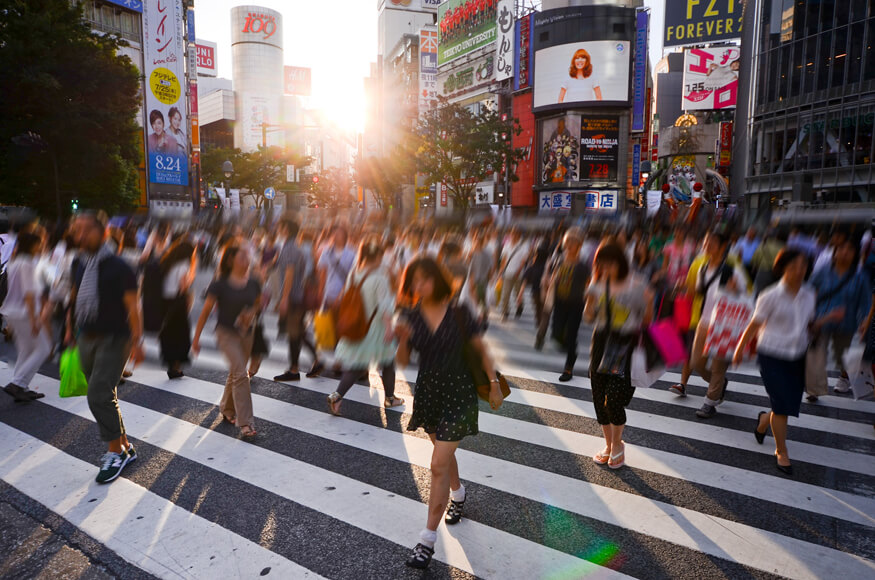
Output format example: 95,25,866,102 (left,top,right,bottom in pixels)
312,82,367,135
